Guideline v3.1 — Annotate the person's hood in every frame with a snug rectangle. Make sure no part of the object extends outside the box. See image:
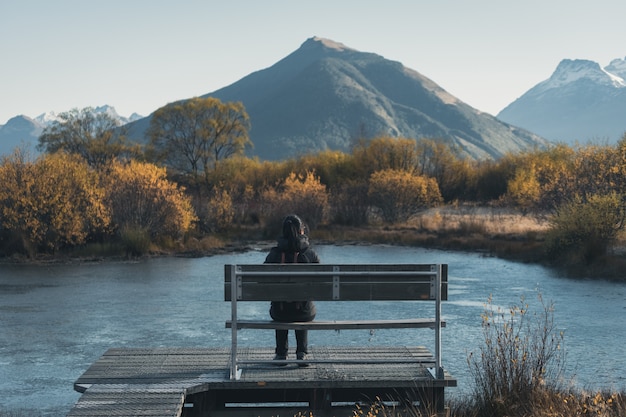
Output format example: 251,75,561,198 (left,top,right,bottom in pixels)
276,234,310,253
